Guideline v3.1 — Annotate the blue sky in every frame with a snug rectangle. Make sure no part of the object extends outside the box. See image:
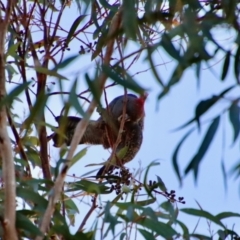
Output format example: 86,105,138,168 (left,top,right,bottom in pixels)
47,51,240,236
8,1,240,238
